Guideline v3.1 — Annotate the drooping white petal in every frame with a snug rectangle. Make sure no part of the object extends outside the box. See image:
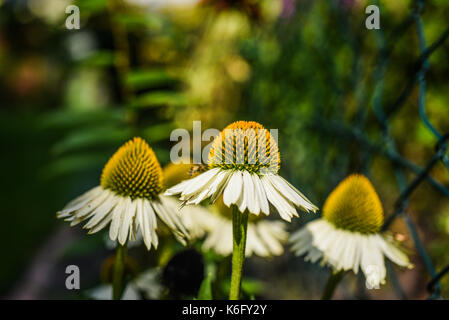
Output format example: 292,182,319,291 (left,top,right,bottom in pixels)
289,219,411,287
71,188,111,223
252,174,269,215
181,168,221,198
83,194,117,230
145,200,159,247
109,197,126,242
261,176,298,222
57,186,103,217
254,221,288,256
140,199,158,250
205,169,229,198
242,171,258,215
246,224,269,257
360,236,386,287
376,234,412,269
223,171,243,207
118,198,136,245
163,180,190,196
267,175,318,213
152,198,188,244
88,211,114,234
210,170,233,204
